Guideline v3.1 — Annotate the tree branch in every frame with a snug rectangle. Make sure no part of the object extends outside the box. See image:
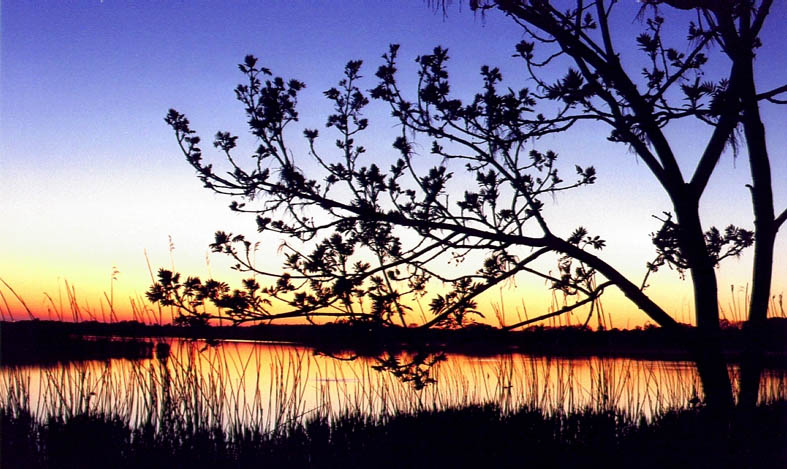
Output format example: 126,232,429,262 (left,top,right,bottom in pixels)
502,281,612,331
420,247,552,328
552,236,680,329
756,84,787,103
689,103,739,197
775,207,787,231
